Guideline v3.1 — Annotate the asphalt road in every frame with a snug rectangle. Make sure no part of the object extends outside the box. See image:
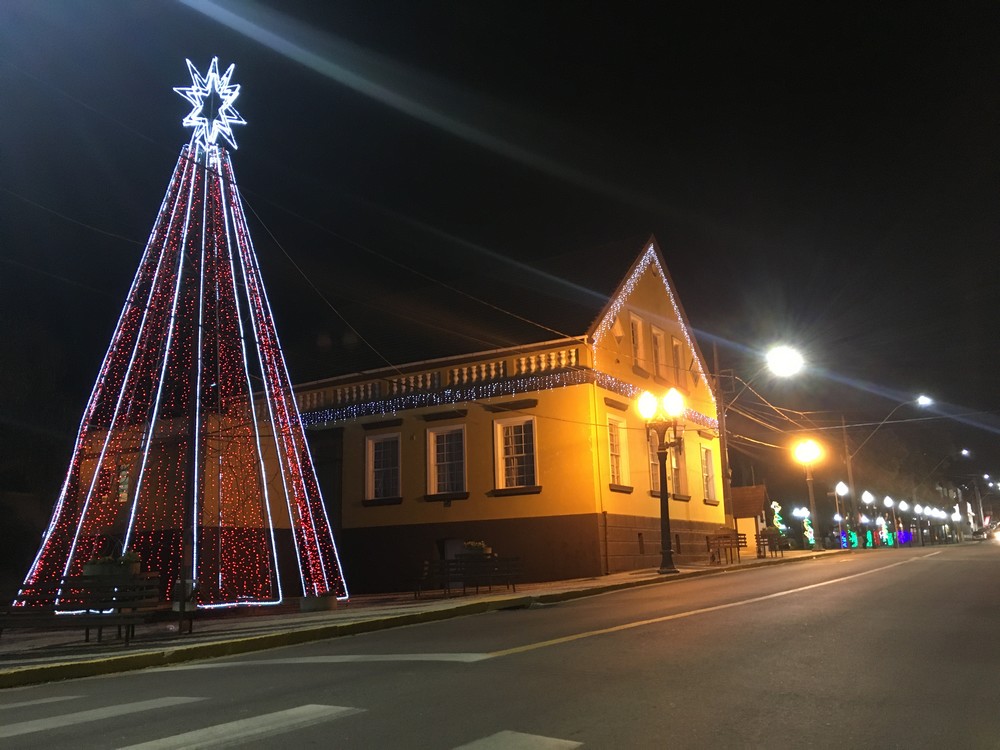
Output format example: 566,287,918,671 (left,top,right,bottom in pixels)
2,544,999,748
